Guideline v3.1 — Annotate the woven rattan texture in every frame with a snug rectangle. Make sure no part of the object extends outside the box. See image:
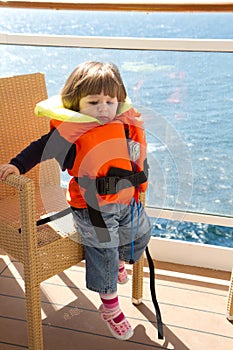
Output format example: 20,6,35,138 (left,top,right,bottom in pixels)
227,269,233,317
